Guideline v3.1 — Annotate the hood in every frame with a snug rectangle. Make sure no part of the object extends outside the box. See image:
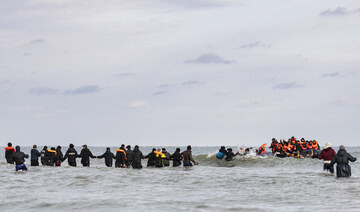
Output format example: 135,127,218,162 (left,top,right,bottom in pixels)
133,147,139,152
15,146,20,151
337,149,347,156
323,147,333,152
